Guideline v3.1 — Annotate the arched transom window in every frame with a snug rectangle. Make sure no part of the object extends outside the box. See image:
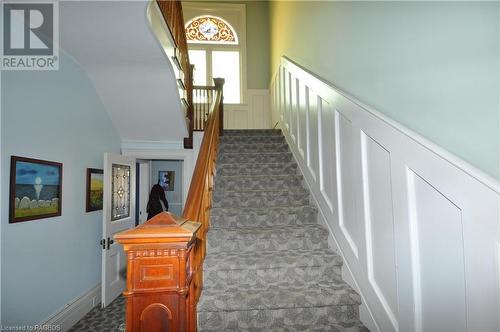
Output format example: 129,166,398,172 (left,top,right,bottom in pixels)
185,15,238,45
186,15,242,103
